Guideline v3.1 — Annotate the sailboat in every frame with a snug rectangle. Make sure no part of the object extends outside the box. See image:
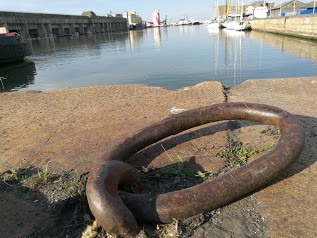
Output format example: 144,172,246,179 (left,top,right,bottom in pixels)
226,0,251,31
225,0,240,30
221,0,239,29
234,21,251,31
234,0,251,31
208,0,221,29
